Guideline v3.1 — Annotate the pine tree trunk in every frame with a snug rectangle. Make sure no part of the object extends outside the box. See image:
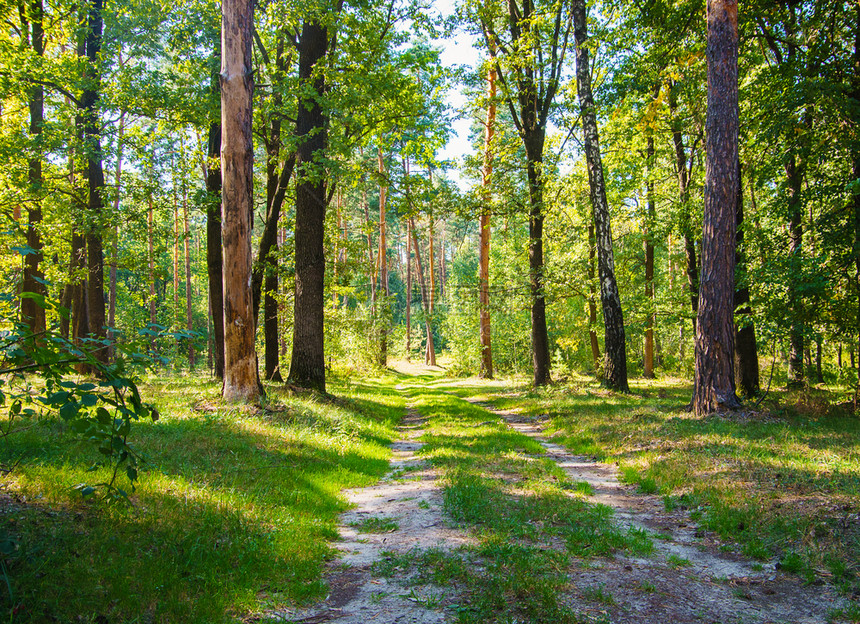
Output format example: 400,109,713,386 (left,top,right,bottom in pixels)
378,146,389,367
289,19,330,392
406,218,412,358
734,160,760,396
264,246,282,381
573,0,628,391
20,0,47,338
479,65,496,379
694,0,741,414
82,0,108,365
786,148,805,386
853,2,860,406
220,0,260,401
